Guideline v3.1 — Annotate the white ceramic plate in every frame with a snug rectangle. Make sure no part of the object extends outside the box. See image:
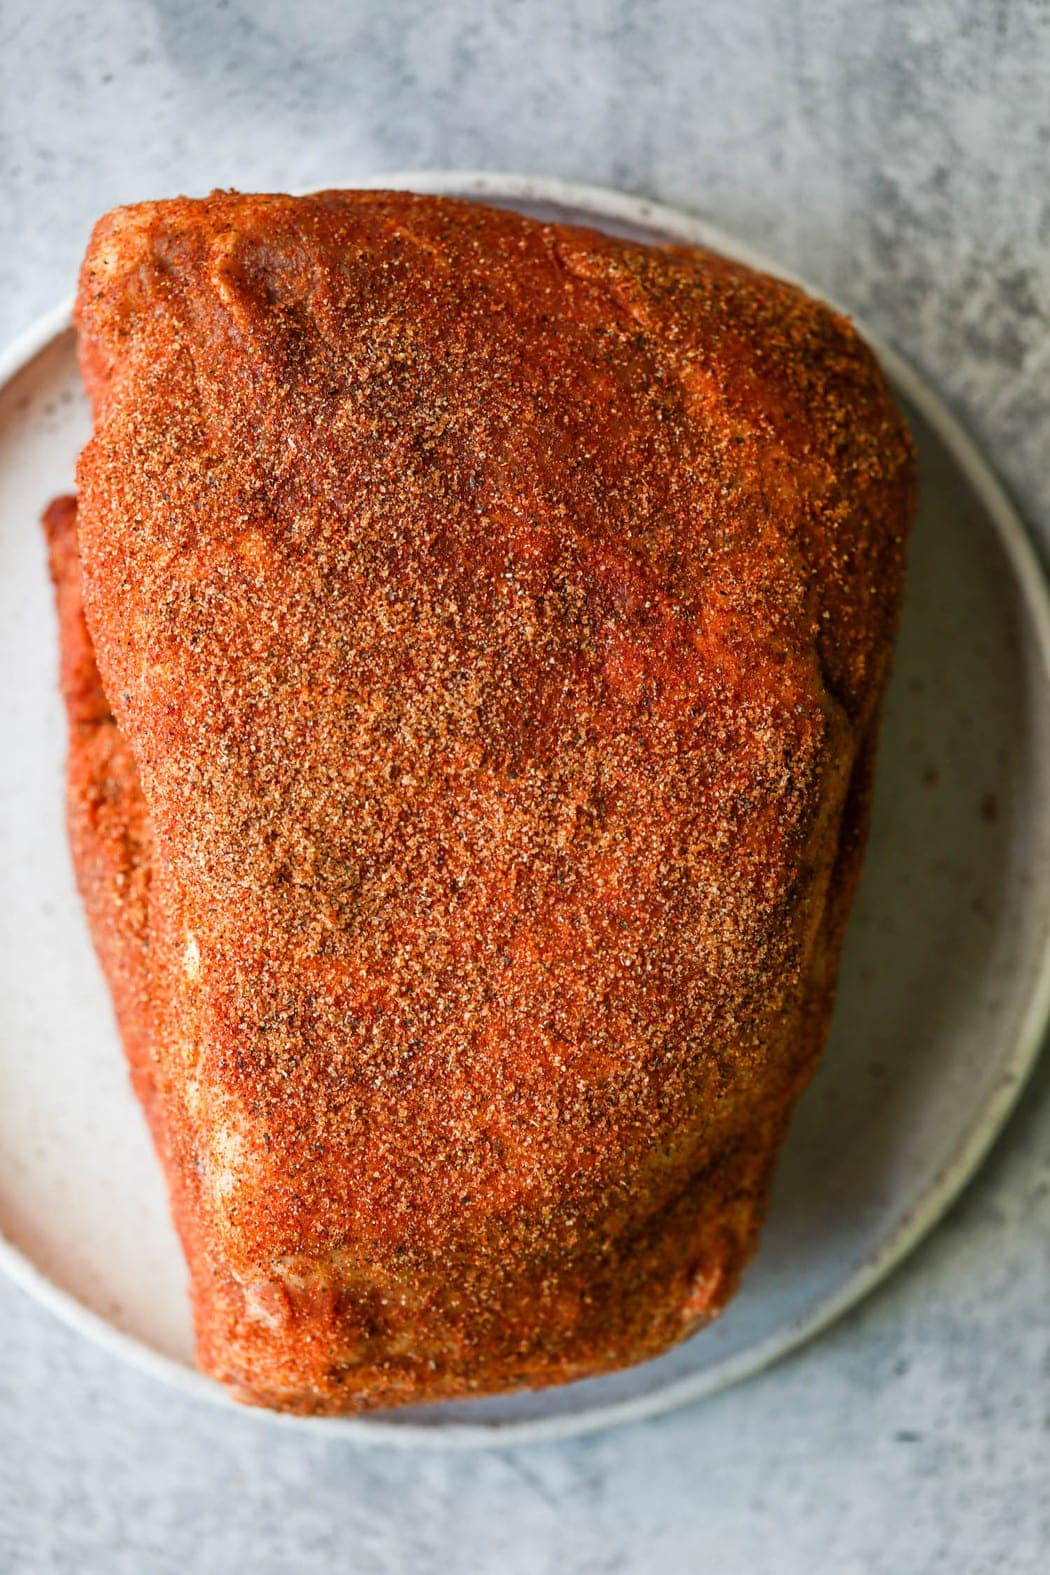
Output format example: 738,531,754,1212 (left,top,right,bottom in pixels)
1,173,1048,1449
